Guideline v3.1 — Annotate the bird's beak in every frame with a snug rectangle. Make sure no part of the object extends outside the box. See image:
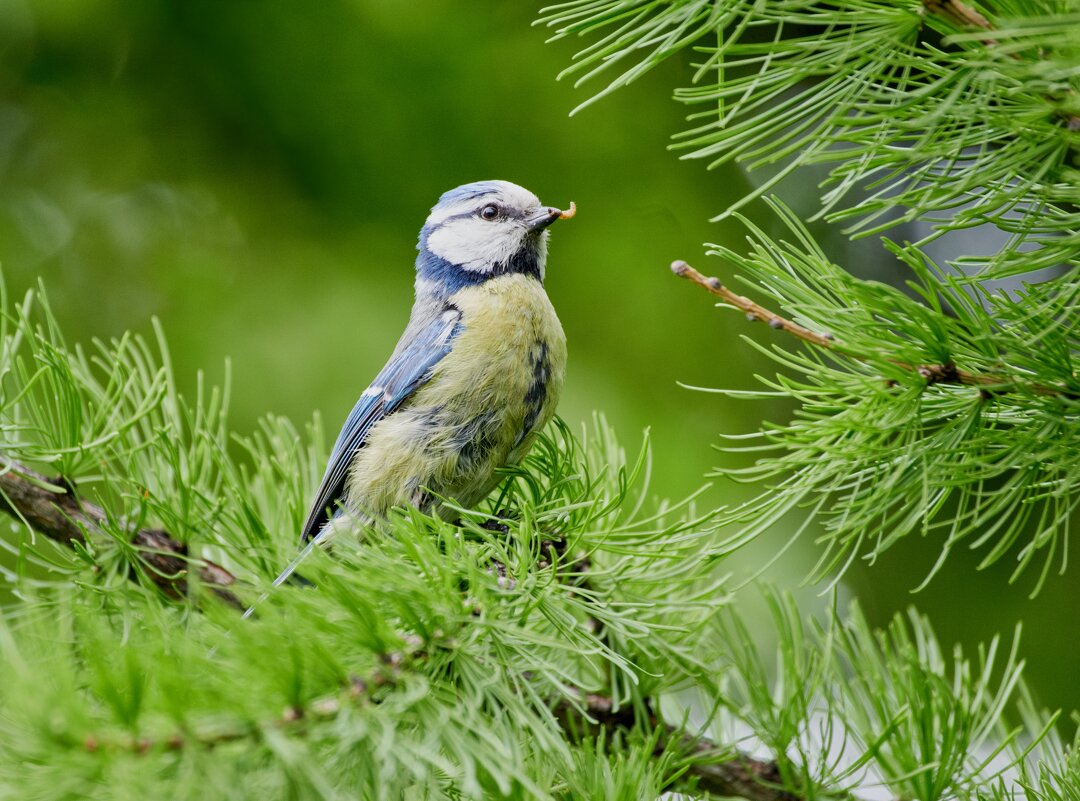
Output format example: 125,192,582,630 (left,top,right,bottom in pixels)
525,207,563,232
